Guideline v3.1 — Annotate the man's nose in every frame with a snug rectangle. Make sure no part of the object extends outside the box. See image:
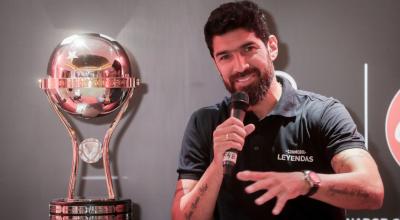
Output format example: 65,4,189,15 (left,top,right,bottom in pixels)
232,54,249,73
